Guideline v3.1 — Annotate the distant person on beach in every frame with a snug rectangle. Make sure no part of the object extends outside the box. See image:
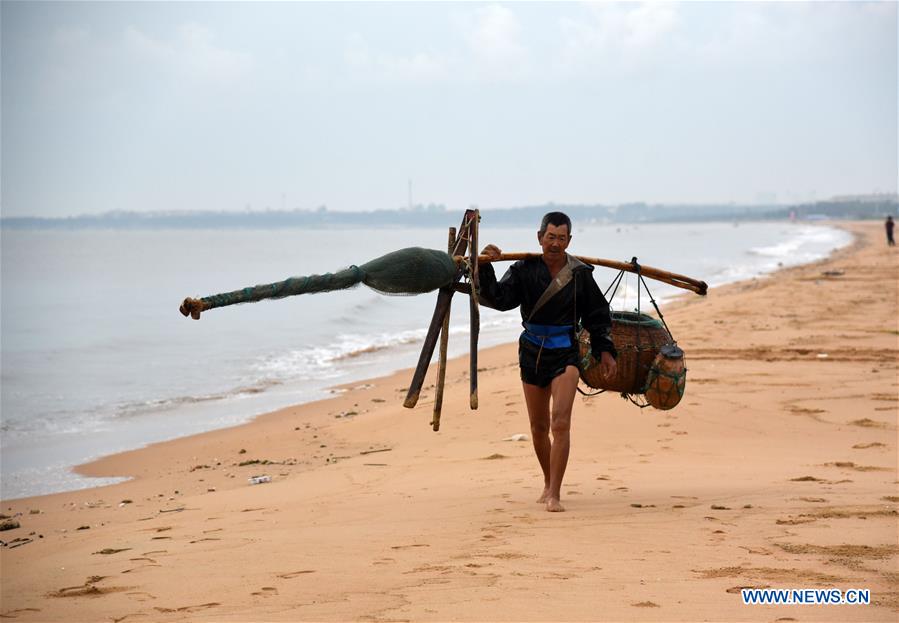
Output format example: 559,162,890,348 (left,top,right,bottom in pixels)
478,212,617,512
886,216,895,247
